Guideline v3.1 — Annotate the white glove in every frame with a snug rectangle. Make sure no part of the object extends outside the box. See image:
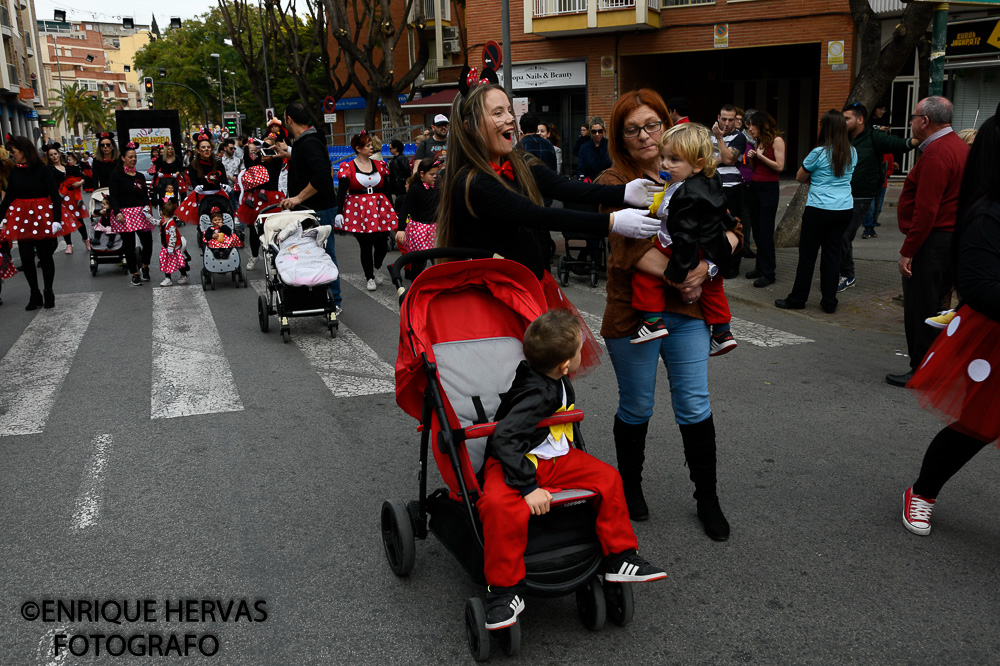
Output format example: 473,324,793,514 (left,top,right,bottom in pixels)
51,222,64,235
622,178,664,208
334,214,344,230
611,208,658,239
